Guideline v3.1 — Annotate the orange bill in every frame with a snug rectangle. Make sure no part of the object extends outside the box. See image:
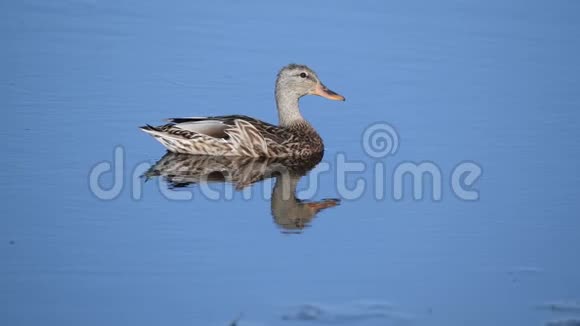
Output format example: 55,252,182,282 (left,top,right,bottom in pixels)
311,83,345,101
